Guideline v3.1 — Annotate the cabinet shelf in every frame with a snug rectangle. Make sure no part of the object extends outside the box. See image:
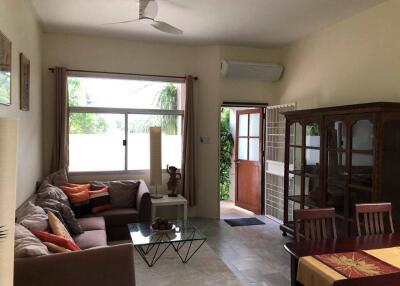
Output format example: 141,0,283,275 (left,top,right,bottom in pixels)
288,195,321,208
348,184,373,192
288,170,319,178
